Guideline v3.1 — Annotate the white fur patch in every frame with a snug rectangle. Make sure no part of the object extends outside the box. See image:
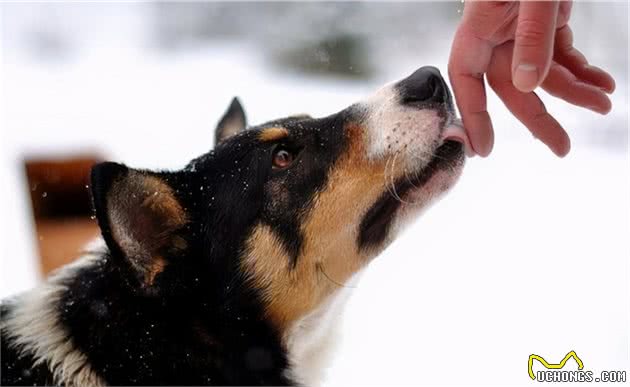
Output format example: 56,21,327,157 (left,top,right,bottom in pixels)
360,84,443,168
283,273,361,386
390,166,464,239
1,246,107,387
